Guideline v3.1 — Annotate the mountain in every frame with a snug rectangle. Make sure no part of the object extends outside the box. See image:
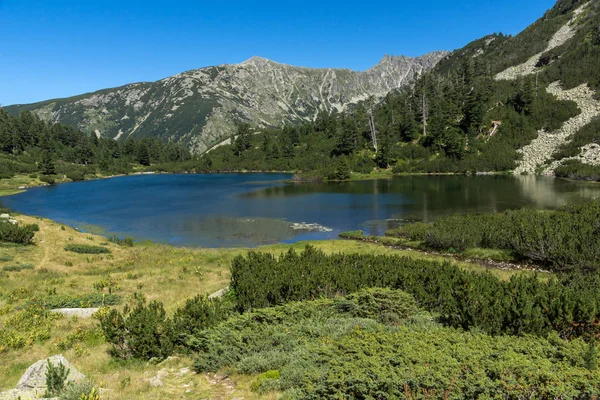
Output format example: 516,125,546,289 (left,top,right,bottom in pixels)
195,0,600,180
5,52,448,154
